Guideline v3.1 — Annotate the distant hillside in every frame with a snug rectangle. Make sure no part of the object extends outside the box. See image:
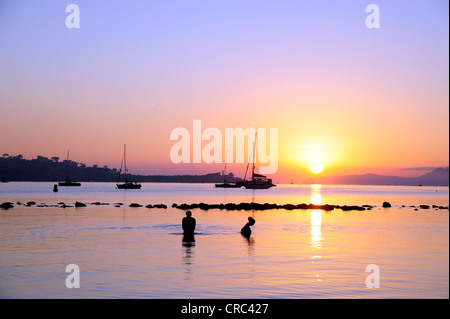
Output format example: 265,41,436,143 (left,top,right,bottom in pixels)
0,154,242,183
304,167,449,186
